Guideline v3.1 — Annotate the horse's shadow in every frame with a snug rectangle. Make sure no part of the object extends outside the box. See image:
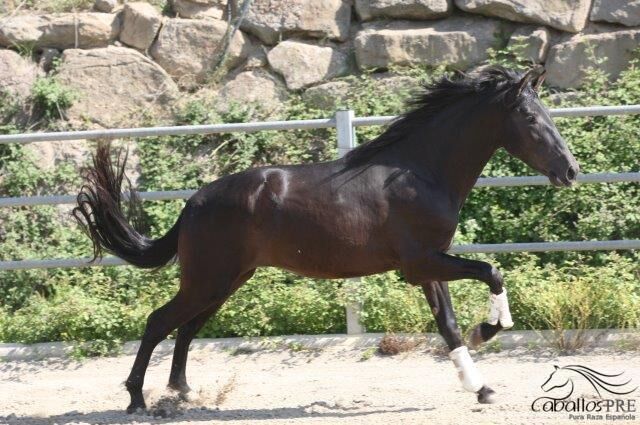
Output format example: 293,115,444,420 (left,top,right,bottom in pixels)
6,402,431,424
